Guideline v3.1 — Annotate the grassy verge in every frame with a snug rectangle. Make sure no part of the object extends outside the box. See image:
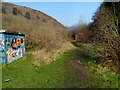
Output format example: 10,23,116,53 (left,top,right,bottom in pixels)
76,43,119,88
84,57,119,88
2,47,84,88
2,43,119,88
